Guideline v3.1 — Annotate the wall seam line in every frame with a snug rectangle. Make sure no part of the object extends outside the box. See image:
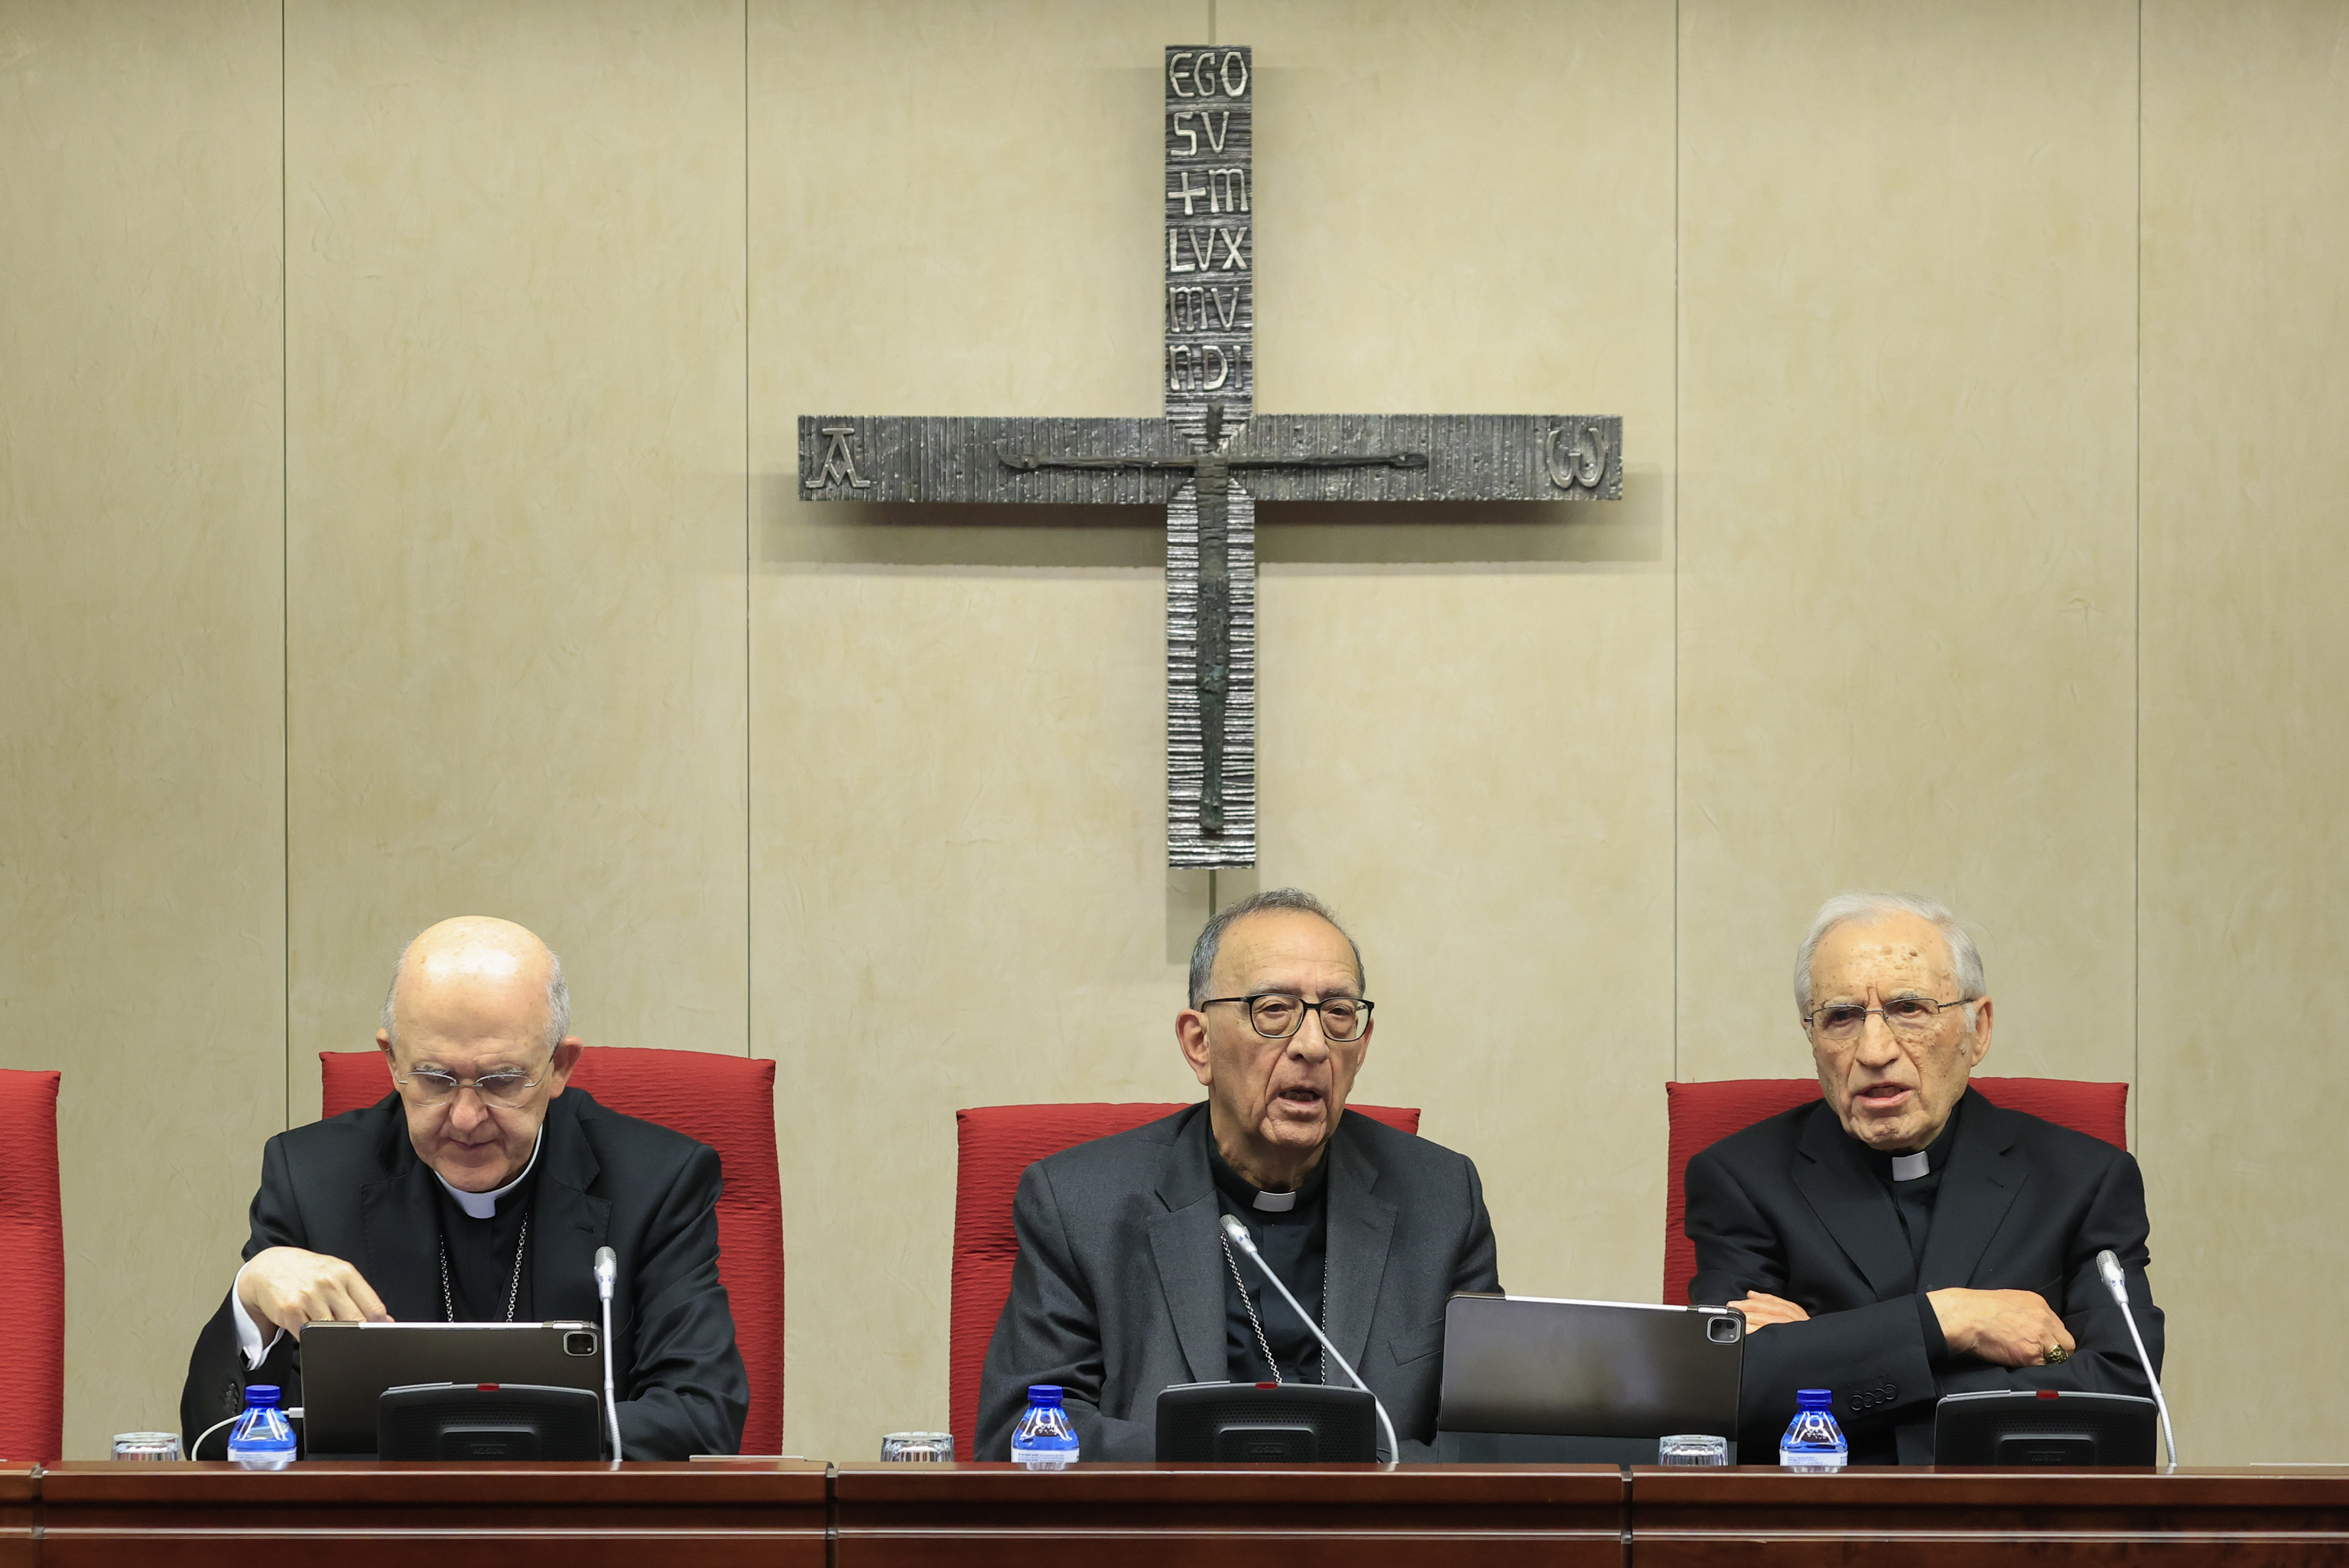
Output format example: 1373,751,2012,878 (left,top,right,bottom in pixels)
744,0,753,1060
2133,0,2144,1149
281,0,293,1131
1671,0,1682,1088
